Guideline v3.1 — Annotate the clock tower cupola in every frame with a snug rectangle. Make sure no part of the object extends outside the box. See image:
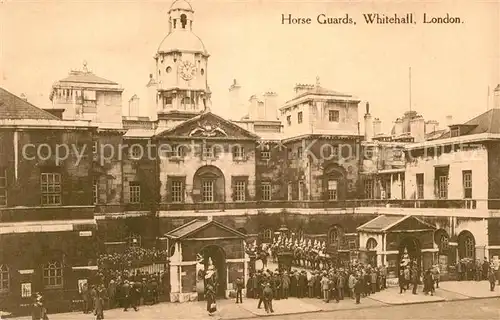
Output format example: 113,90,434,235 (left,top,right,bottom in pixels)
149,0,211,126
